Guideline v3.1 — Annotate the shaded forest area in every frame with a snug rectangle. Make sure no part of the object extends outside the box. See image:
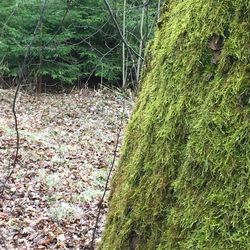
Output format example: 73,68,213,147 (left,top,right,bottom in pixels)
0,0,161,91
